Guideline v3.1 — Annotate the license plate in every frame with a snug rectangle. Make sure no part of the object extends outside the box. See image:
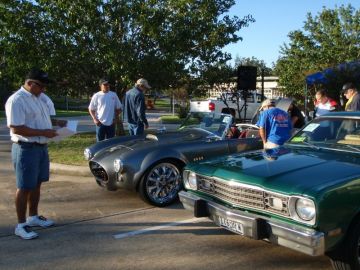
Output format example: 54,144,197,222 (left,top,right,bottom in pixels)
217,216,244,234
